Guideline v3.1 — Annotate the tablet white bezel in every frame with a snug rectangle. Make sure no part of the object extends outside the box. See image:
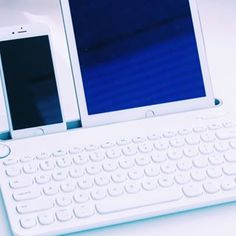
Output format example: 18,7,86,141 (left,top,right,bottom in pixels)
60,0,214,127
0,24,66,139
